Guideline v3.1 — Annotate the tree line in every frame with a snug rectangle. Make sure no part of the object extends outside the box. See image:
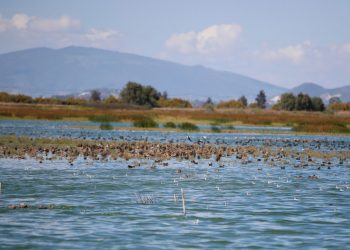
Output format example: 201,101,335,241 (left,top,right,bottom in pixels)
0,81,348,111
273,92,325,111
